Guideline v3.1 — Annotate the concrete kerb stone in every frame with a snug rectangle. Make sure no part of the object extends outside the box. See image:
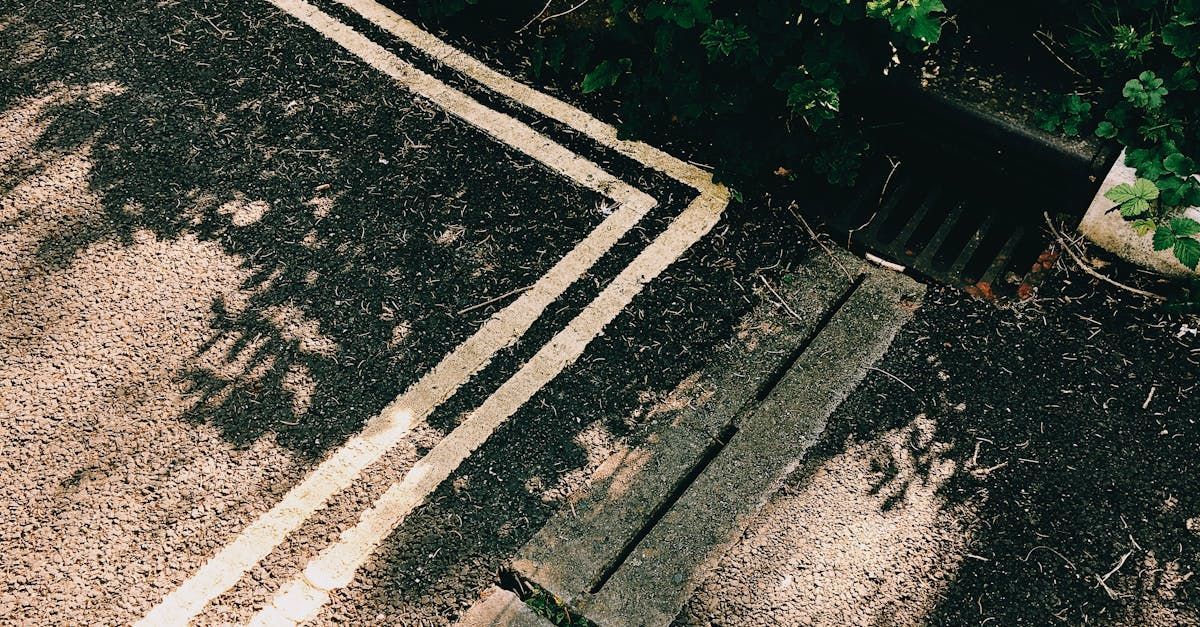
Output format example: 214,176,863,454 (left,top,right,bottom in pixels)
1079,149,1200,278
511,249,865,603
513,264,923,627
